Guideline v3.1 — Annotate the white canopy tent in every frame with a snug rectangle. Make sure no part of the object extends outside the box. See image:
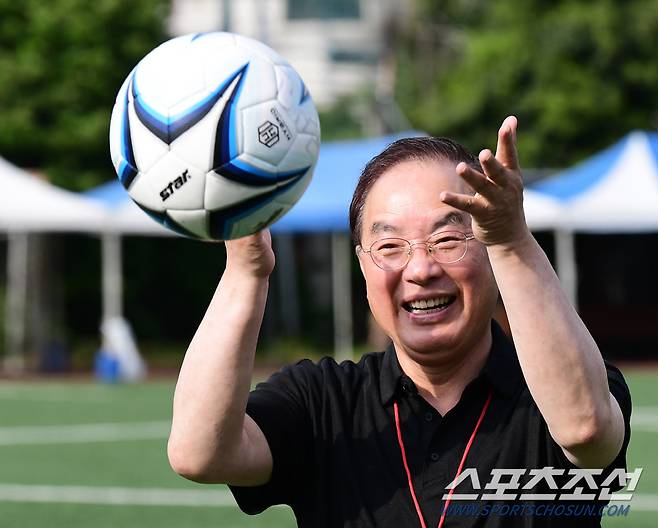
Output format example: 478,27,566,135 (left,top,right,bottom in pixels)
537,131,658,232
523,188,565,231
0,156,109,373
531,130,658,309
0,156,109,232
